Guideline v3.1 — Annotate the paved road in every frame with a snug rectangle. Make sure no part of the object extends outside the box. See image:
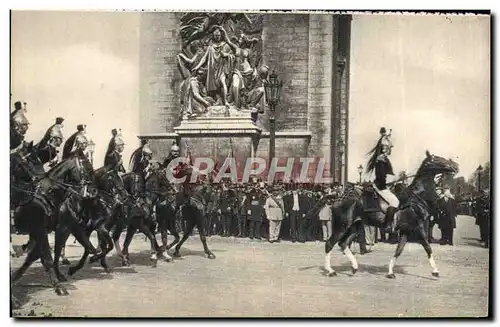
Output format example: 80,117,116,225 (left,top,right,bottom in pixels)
11,215,489,317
